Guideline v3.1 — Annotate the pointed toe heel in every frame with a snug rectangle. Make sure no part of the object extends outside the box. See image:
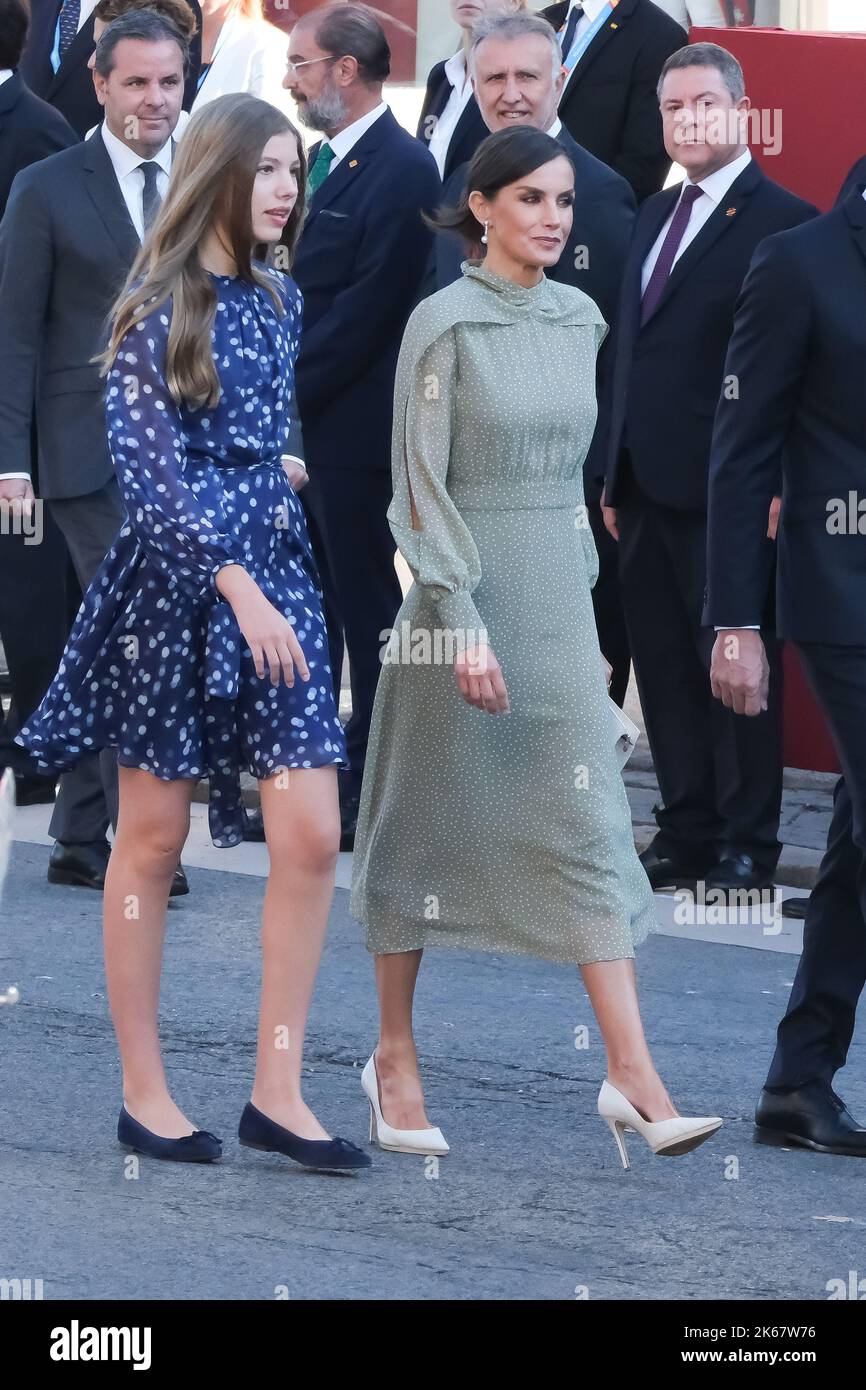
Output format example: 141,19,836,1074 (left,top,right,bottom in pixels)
361,1054,450,1156
597,1081,722,1169
117,1107,222,1163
